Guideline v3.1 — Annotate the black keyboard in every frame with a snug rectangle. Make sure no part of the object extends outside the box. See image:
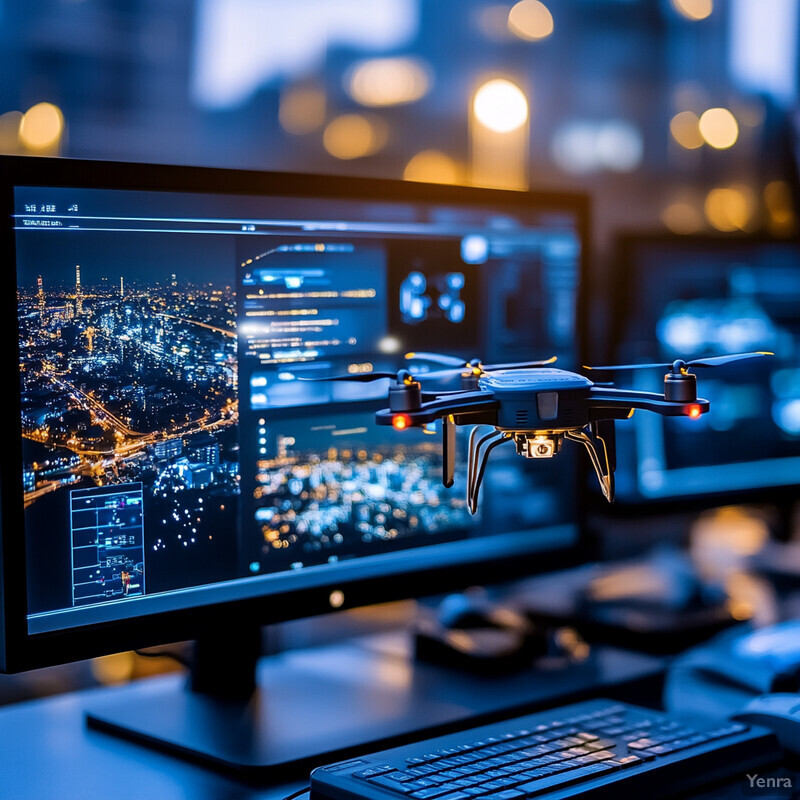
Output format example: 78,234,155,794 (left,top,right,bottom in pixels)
311,699,780,800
